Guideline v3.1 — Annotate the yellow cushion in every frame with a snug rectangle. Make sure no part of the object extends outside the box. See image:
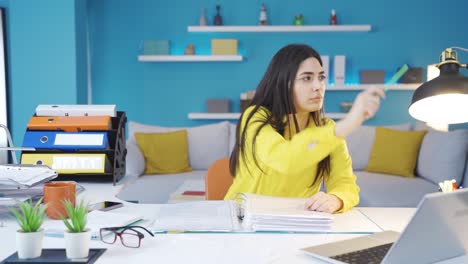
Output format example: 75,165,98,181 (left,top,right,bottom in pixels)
365,127,427,177
135,130,192,174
